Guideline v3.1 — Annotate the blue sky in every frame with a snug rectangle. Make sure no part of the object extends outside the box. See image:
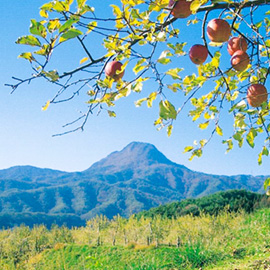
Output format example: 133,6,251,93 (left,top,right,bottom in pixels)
0,0,269,176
